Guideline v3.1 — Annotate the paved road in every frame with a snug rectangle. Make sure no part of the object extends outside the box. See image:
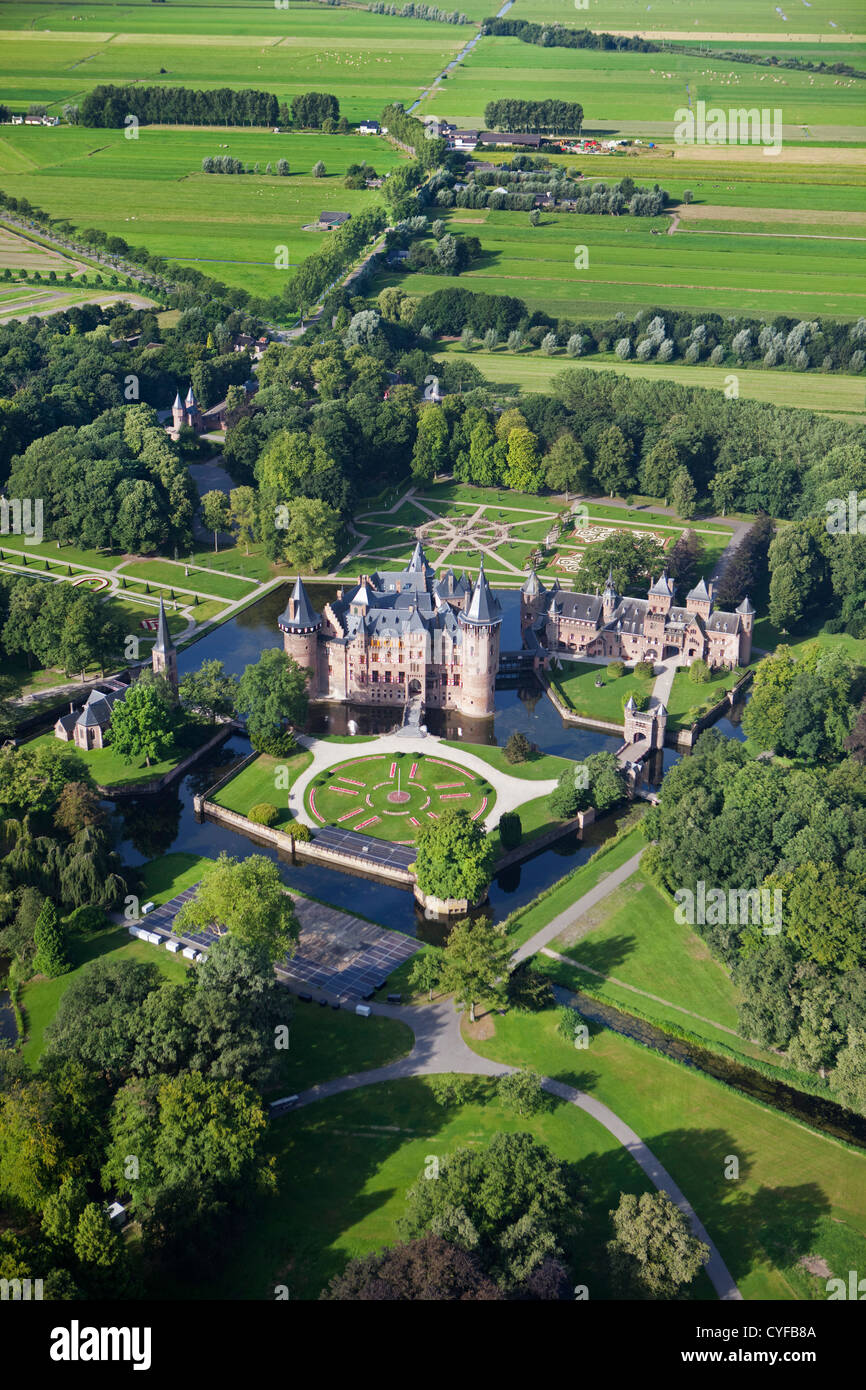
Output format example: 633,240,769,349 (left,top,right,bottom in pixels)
512,847,646,963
